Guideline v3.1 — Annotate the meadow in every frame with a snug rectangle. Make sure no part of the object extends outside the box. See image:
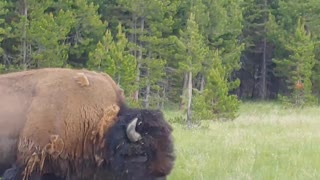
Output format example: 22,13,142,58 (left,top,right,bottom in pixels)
167,102,320,180
1,102,320,180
